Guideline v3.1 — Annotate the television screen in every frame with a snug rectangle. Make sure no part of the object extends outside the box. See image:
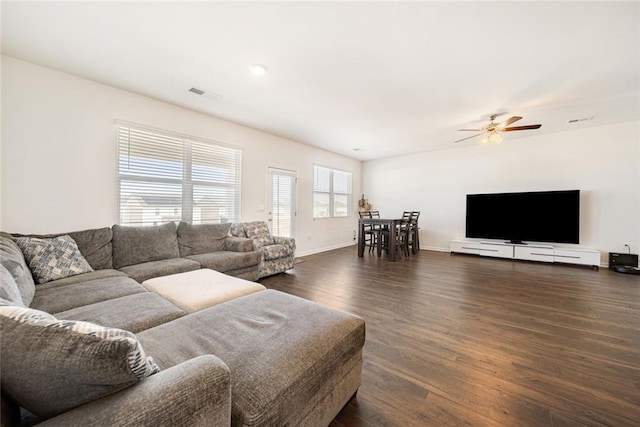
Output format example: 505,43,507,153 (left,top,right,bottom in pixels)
466,190,580,244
